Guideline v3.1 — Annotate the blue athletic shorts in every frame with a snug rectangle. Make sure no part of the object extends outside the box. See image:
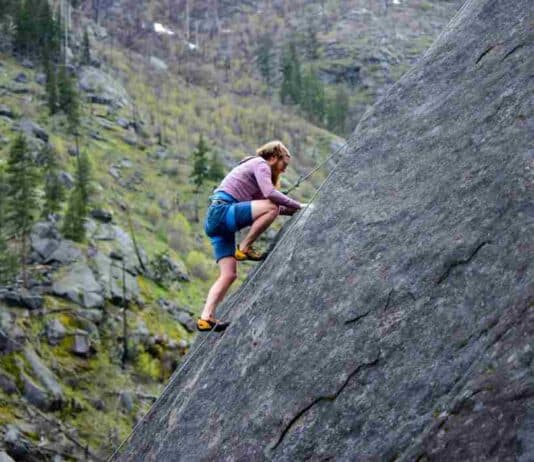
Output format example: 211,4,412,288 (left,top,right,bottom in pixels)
203,191,254,262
